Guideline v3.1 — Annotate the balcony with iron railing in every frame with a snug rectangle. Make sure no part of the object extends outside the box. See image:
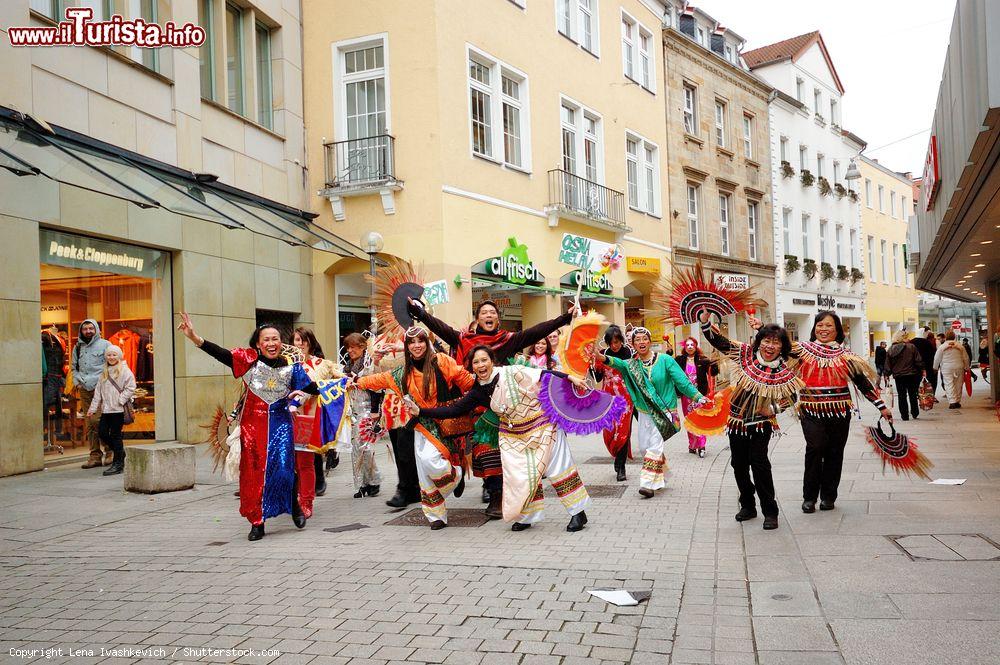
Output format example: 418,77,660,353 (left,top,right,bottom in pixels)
319,134,403,221
545,169,631,234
